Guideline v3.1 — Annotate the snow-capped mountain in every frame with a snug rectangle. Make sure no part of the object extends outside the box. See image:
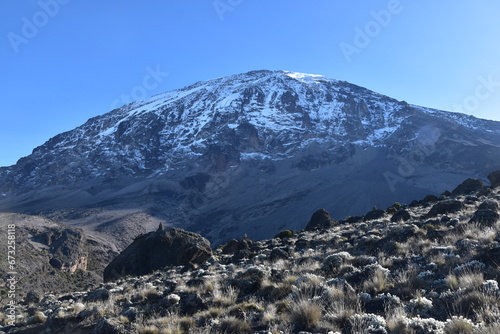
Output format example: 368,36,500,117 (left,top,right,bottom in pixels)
1,70,500,245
